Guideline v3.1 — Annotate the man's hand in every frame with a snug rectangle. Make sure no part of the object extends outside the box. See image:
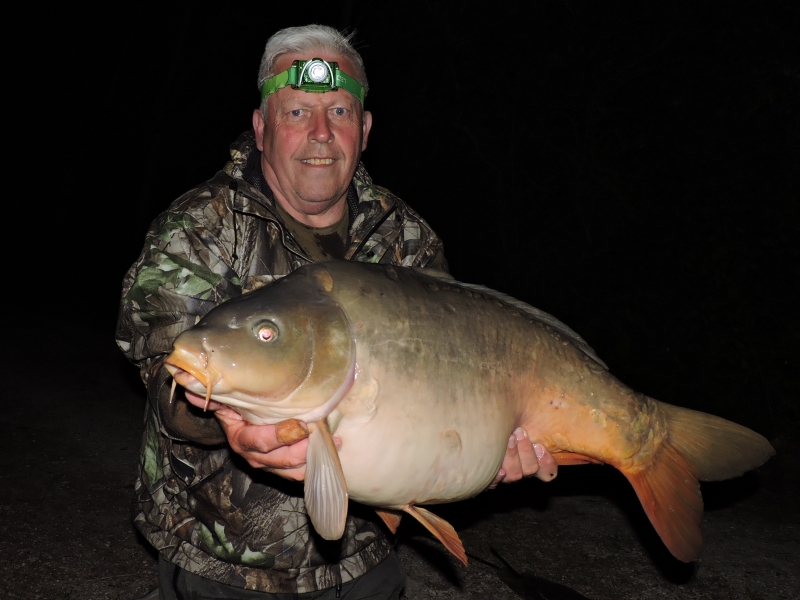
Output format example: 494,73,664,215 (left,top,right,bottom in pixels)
184,391,312,481
489,427,557,489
